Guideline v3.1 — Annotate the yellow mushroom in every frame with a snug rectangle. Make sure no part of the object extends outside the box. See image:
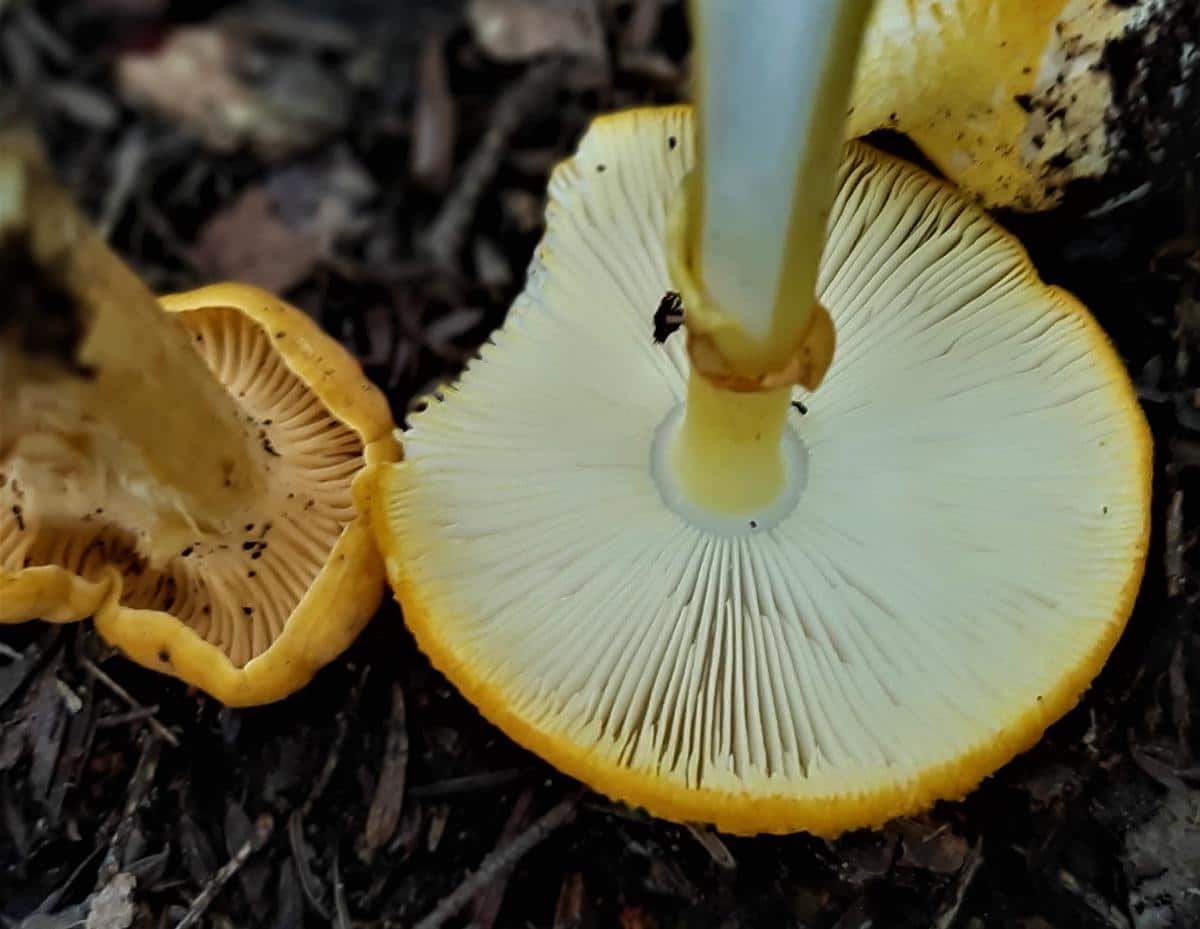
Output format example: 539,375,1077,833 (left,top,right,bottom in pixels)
0,133,399,706
371,0,1152,834
850,0,1192,210
372,105,1150,836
